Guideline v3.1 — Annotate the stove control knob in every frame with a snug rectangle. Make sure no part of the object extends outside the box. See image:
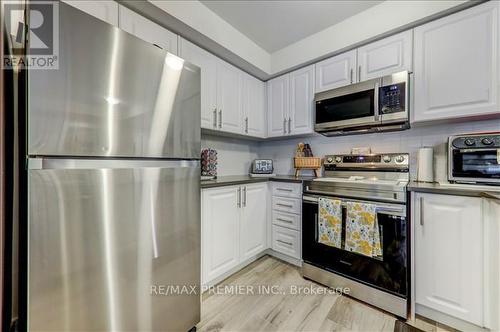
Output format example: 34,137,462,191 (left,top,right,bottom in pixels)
482,138,494,145
326,157,334,163
395,155,405,163
335,156,342,163
382,155,392,163
464,138,476,146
